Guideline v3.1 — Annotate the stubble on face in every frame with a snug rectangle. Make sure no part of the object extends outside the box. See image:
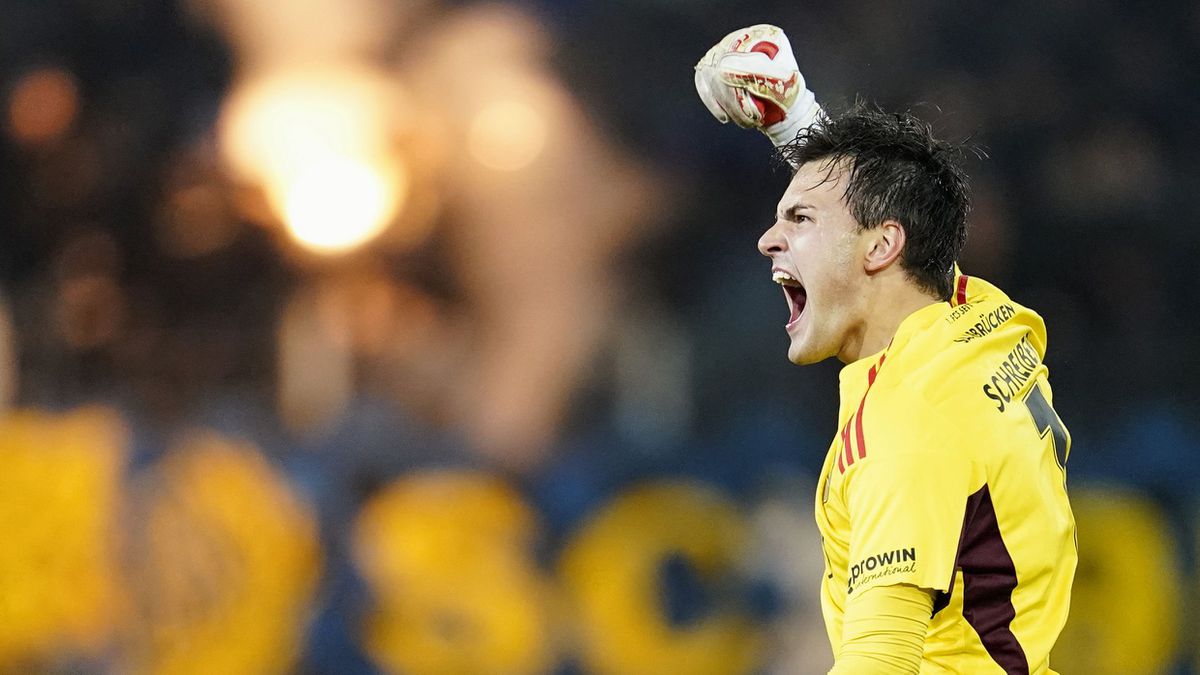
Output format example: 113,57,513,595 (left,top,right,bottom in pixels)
771,161,869,365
